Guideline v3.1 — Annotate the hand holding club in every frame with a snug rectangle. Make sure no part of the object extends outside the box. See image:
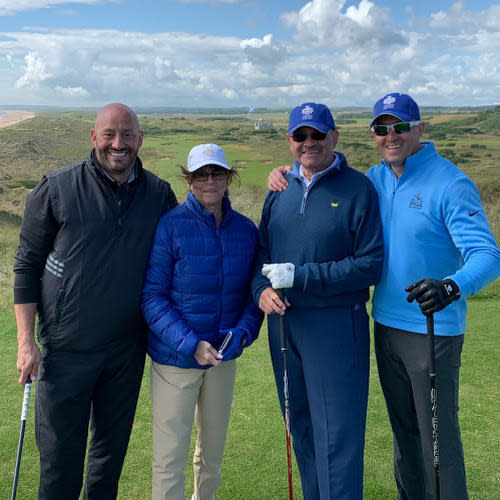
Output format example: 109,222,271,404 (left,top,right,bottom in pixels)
406,278,460,315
